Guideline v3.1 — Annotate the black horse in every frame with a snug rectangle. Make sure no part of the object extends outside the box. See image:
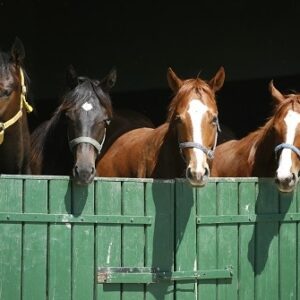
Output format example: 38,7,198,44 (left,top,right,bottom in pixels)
0,38,32,174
